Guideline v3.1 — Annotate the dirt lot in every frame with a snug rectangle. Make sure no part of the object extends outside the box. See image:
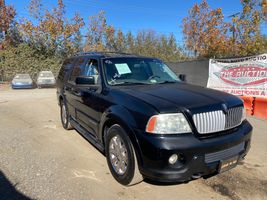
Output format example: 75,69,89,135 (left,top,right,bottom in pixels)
0,86,266,200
